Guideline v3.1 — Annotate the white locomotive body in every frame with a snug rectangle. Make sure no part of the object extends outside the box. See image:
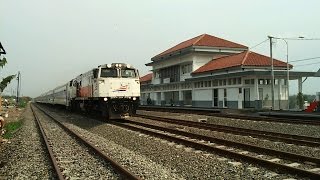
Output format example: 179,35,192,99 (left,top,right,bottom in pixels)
35,63,140,119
